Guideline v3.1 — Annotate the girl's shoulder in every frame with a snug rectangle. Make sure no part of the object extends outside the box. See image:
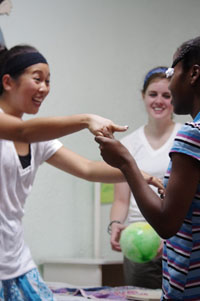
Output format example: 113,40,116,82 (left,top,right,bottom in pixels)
178,120,200,138
170,120,200,161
